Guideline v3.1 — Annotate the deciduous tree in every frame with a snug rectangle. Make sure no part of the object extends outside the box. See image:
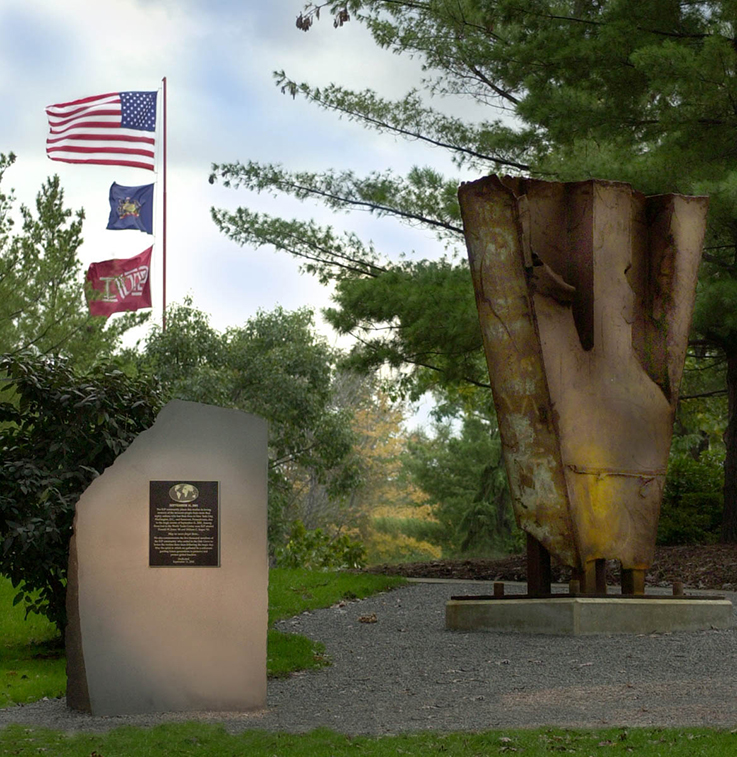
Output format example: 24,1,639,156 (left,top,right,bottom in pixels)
137,301,360,545
0,153,145,366
0,353,162,631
